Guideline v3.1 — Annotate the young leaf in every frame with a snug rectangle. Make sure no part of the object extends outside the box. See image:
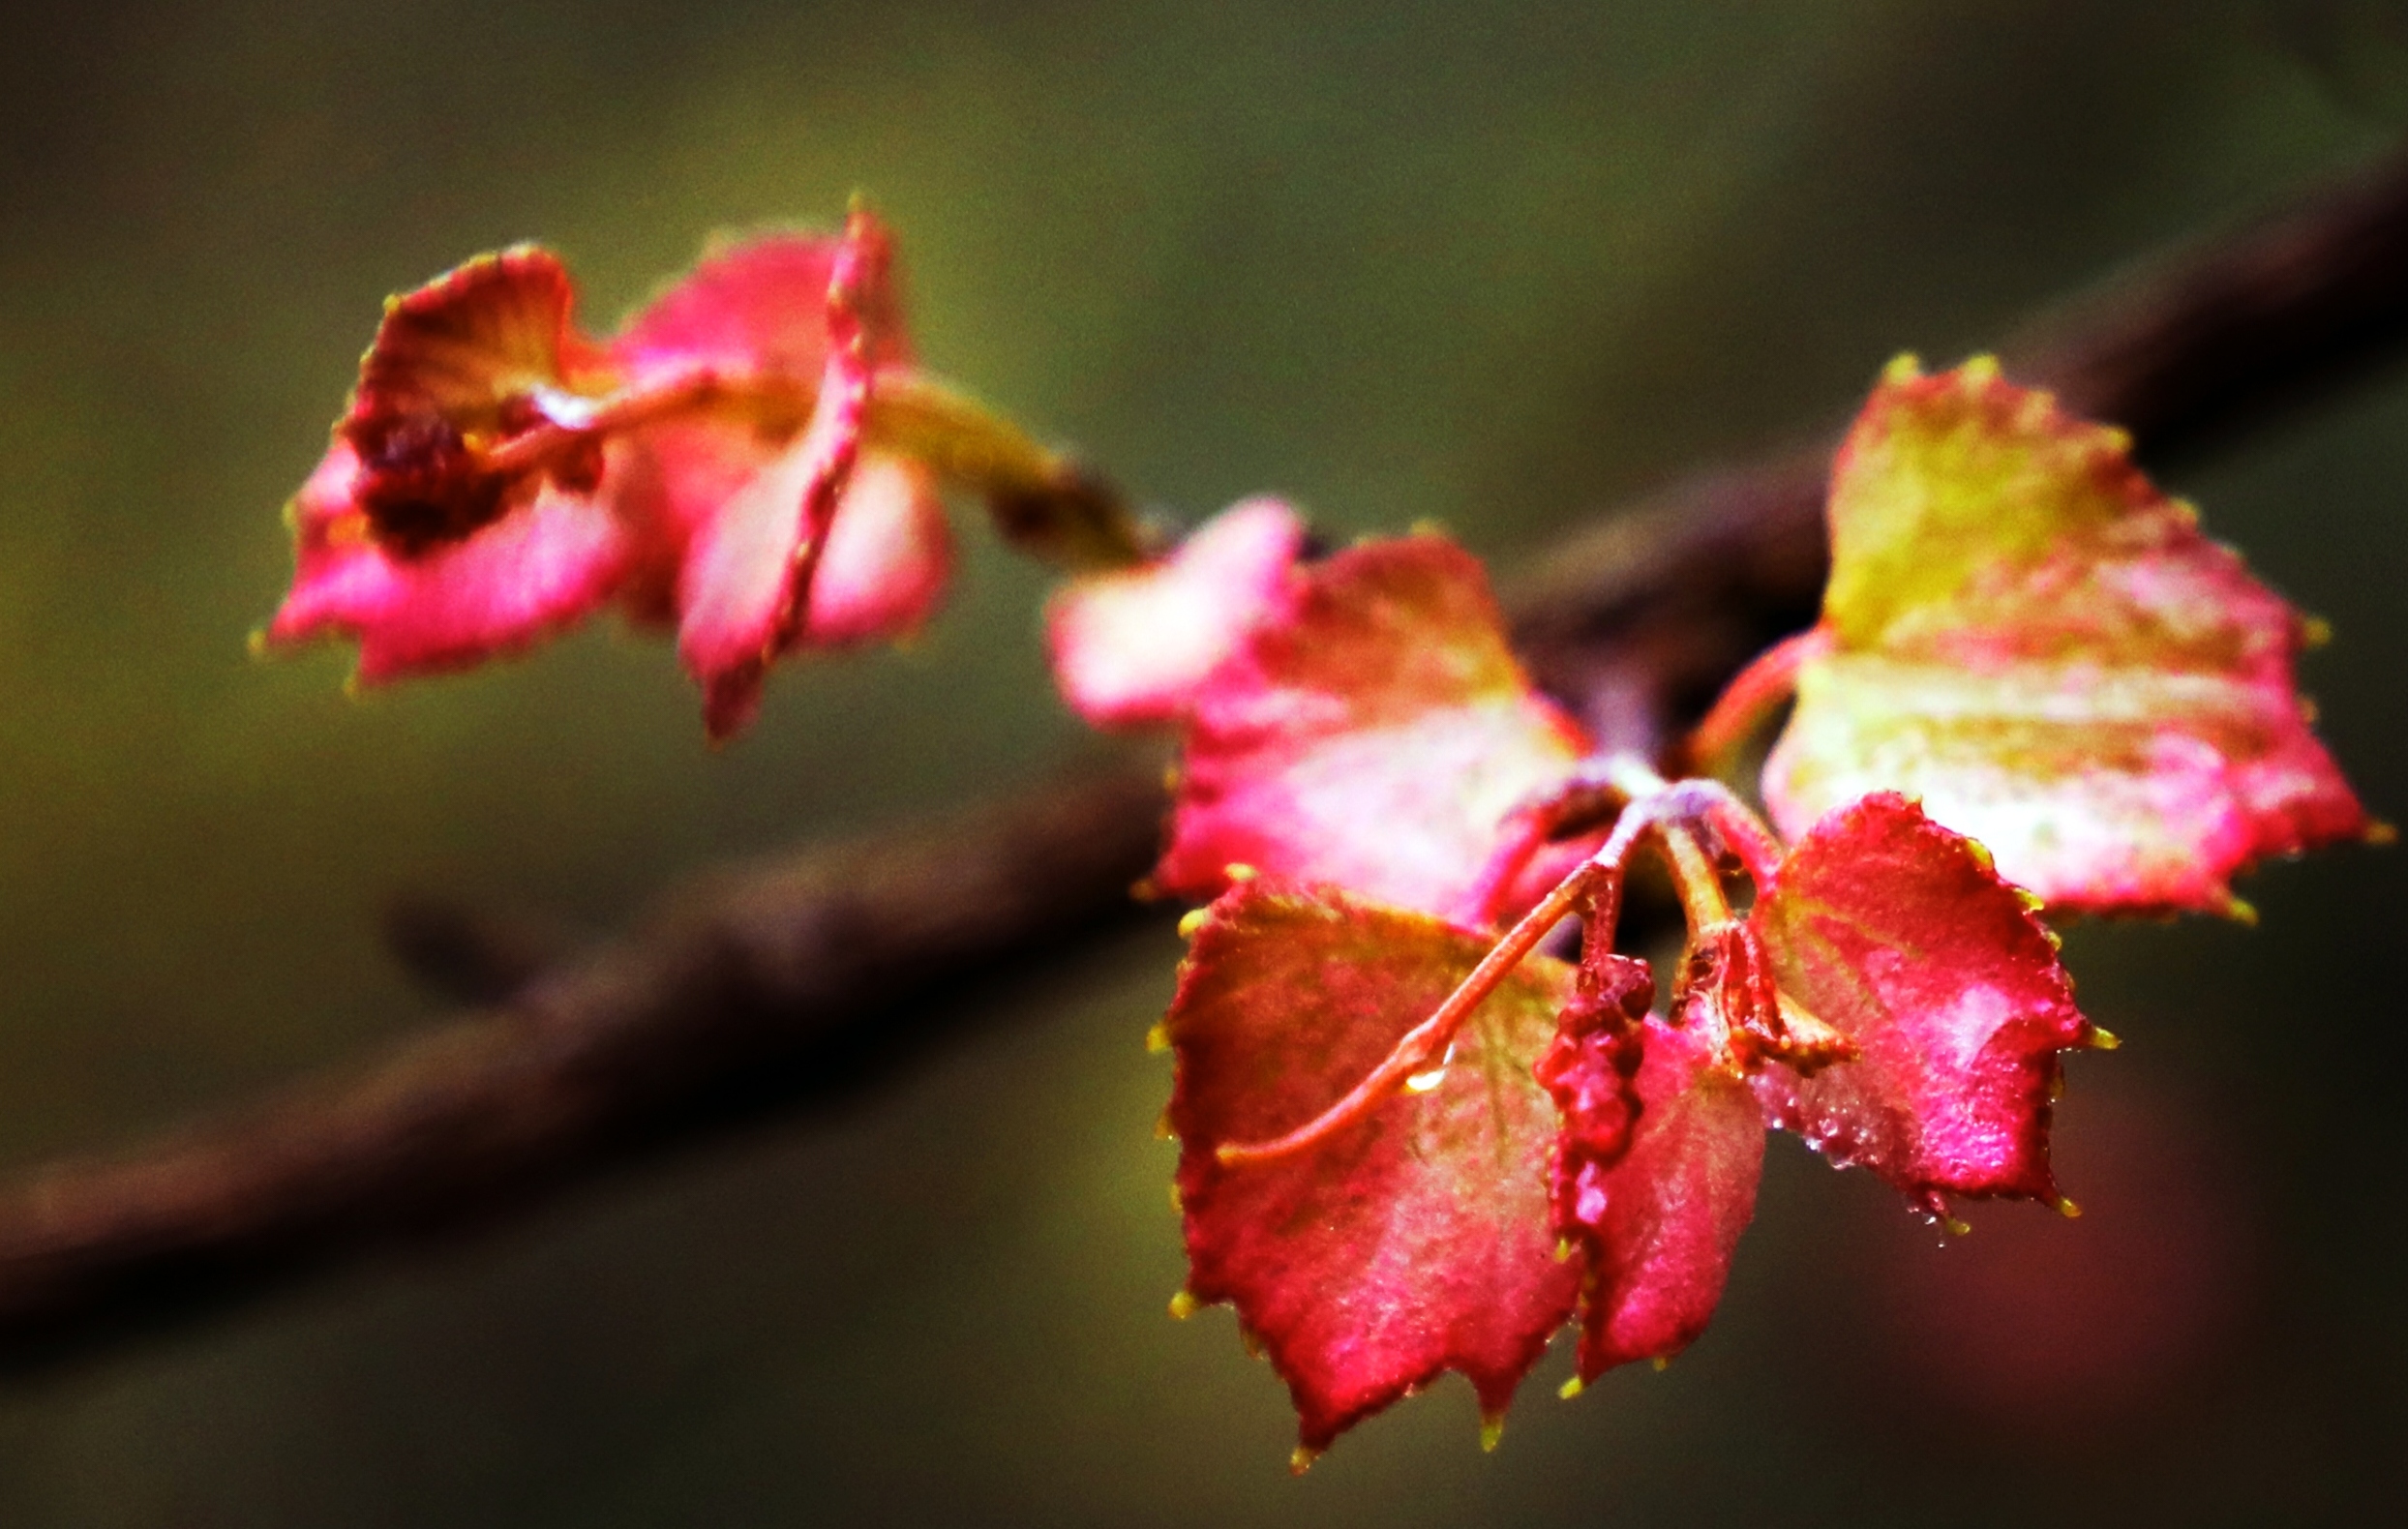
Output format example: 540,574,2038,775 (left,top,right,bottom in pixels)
1046,497,1305,729
1156,535,1589,924
1763,355,2365,916
1165,884,1579,1456
1541,1015,1764,1383
340,247,617,554
264,440,635,683
609,227,915,386
262,251,635,678
264,219,961,734
1749,792,2092,1208
609,227,952,660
